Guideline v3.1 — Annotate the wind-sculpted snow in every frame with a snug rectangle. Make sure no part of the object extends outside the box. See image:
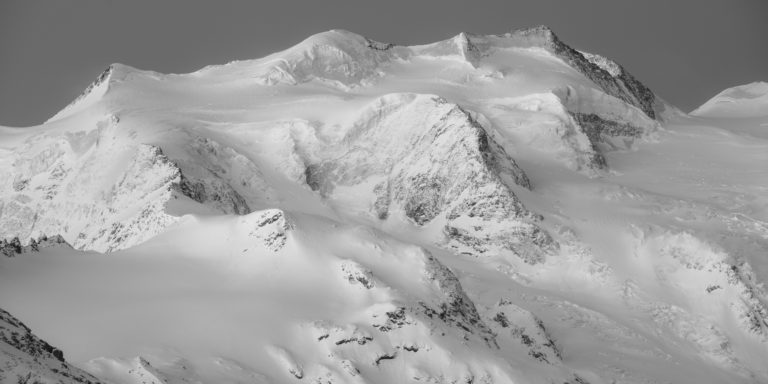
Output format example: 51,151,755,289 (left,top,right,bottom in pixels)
413,26,665,120
194,26,668,126
198,30,397,89
481,92,613,172
45,66,113,124
22,213,583,384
